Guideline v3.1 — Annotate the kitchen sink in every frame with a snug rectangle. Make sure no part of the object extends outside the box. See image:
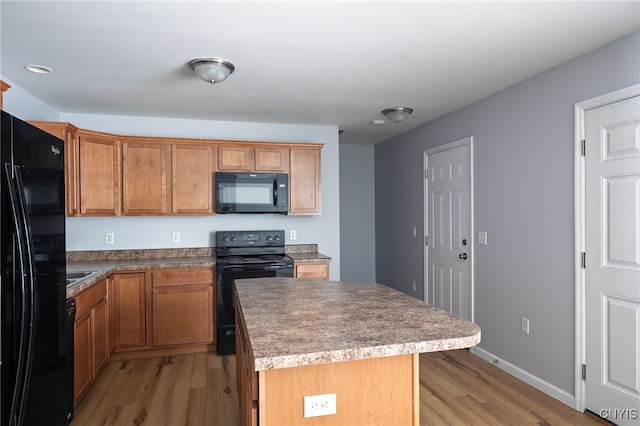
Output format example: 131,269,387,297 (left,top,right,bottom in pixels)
66,271,99,286
67,271,96,280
